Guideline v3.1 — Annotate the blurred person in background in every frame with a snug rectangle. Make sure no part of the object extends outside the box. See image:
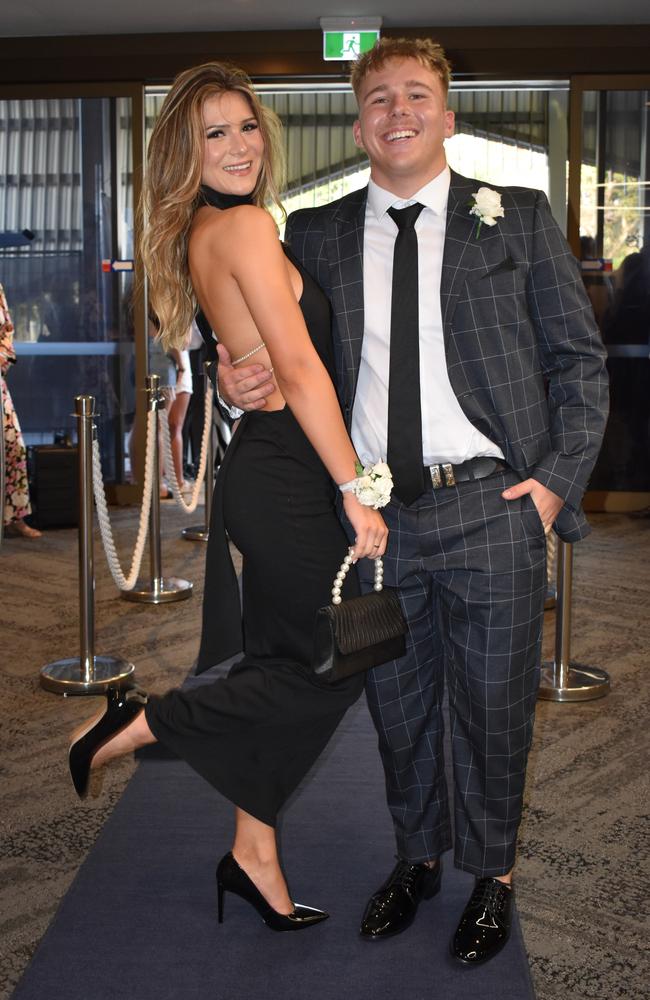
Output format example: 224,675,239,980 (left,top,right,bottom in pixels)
164,336,194,493
1,282,41,539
